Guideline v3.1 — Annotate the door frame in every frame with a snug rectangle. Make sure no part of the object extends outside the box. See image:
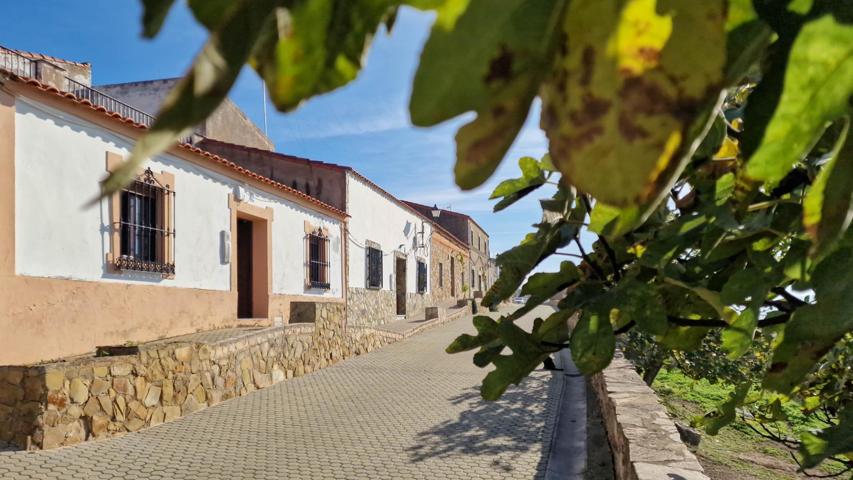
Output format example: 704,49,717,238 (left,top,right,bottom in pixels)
395,253,406,316
450,256,456,297
229,195,273,319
